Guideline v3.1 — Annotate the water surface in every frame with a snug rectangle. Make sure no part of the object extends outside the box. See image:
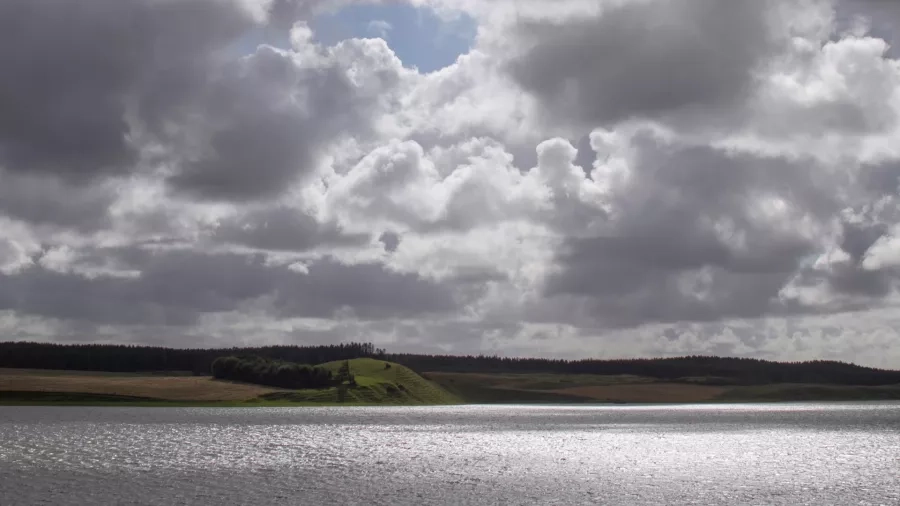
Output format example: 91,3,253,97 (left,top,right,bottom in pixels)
2,403,899,505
